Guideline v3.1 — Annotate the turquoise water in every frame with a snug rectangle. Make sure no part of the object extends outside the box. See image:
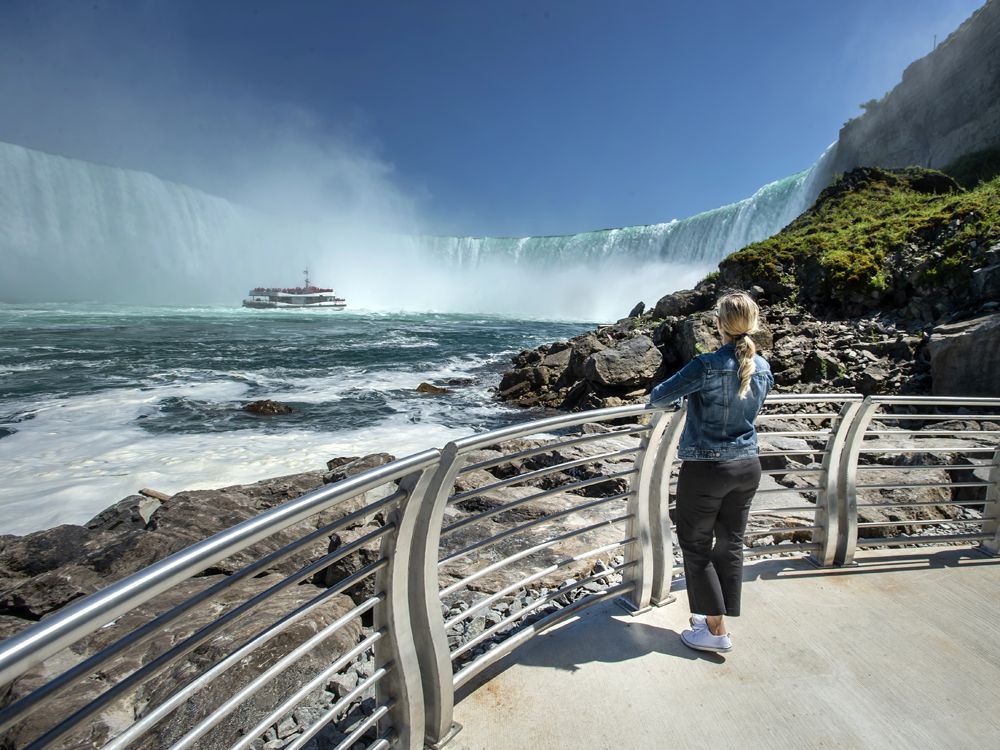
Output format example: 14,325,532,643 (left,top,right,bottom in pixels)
0,304,590,534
